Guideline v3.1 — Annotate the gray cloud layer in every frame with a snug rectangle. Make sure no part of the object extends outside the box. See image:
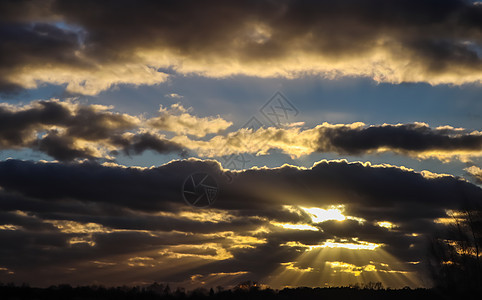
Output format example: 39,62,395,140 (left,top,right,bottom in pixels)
0,158,480,287
317,123,482,154
0,0,481,94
